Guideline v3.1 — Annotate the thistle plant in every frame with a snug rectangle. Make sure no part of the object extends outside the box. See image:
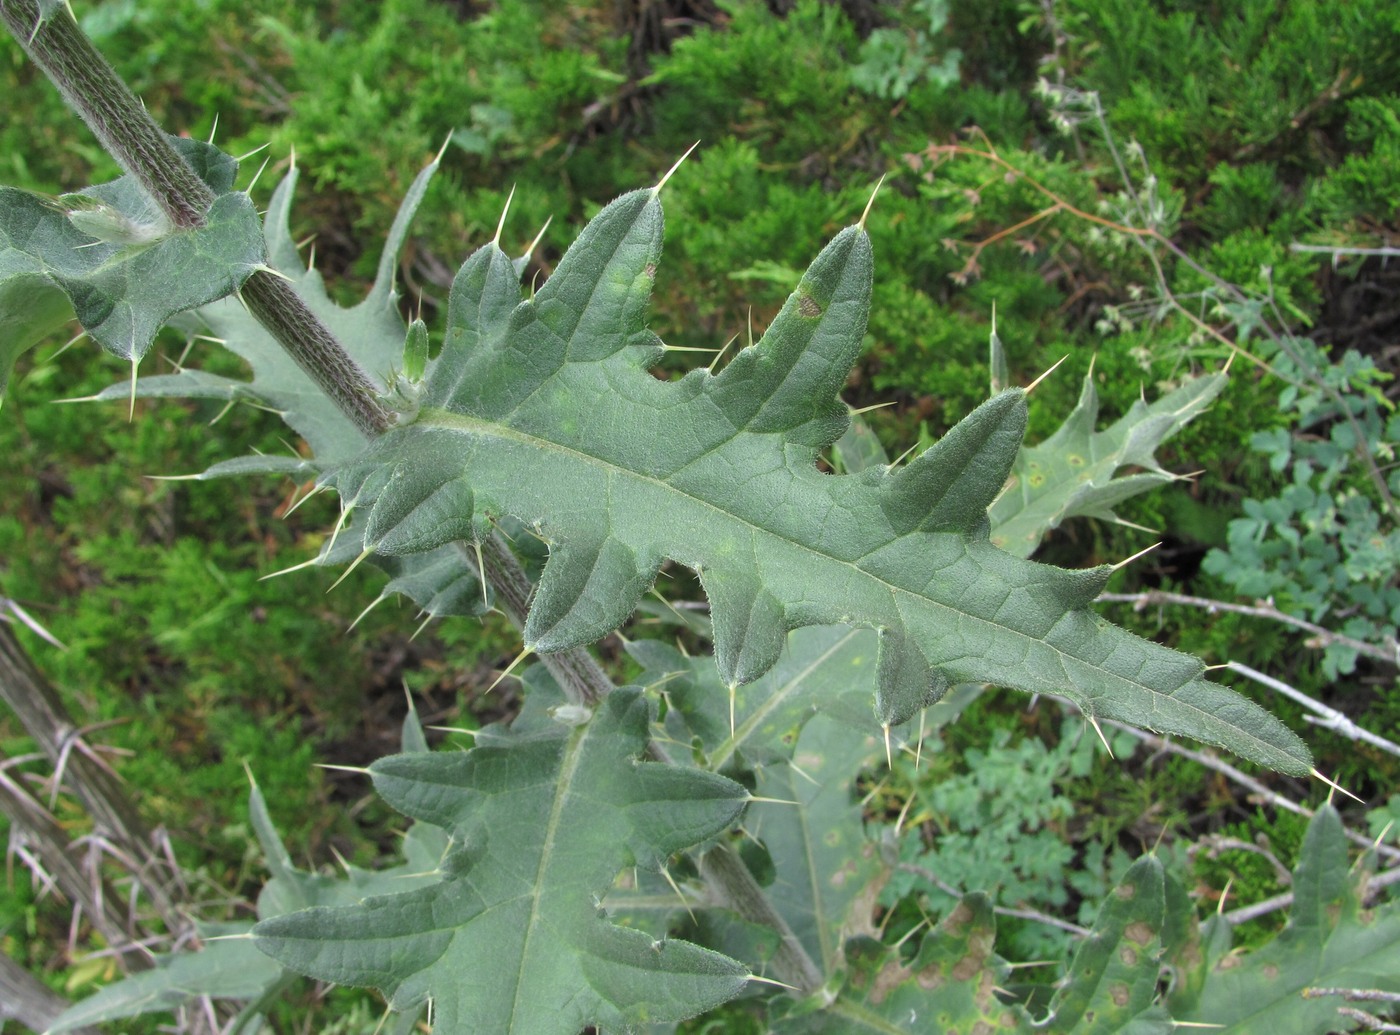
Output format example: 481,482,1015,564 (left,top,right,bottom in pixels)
5,3,1397,1034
